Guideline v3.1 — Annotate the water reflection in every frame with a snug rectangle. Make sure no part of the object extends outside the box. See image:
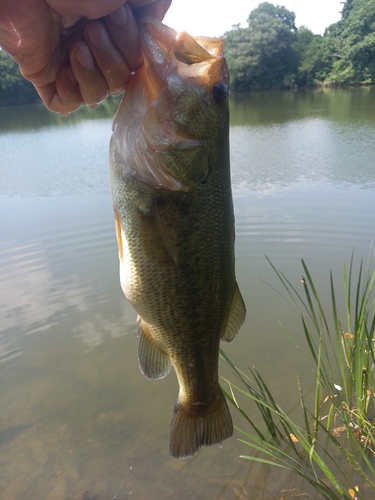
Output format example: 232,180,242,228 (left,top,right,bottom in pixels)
230,88,375,194
0,195,136,364
0,96,121,132
230,86,375,126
